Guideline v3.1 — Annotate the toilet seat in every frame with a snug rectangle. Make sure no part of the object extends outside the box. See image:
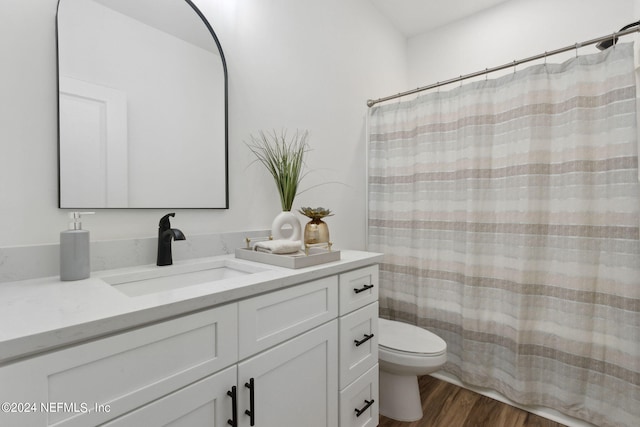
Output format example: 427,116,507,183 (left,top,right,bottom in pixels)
378,318,446,355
